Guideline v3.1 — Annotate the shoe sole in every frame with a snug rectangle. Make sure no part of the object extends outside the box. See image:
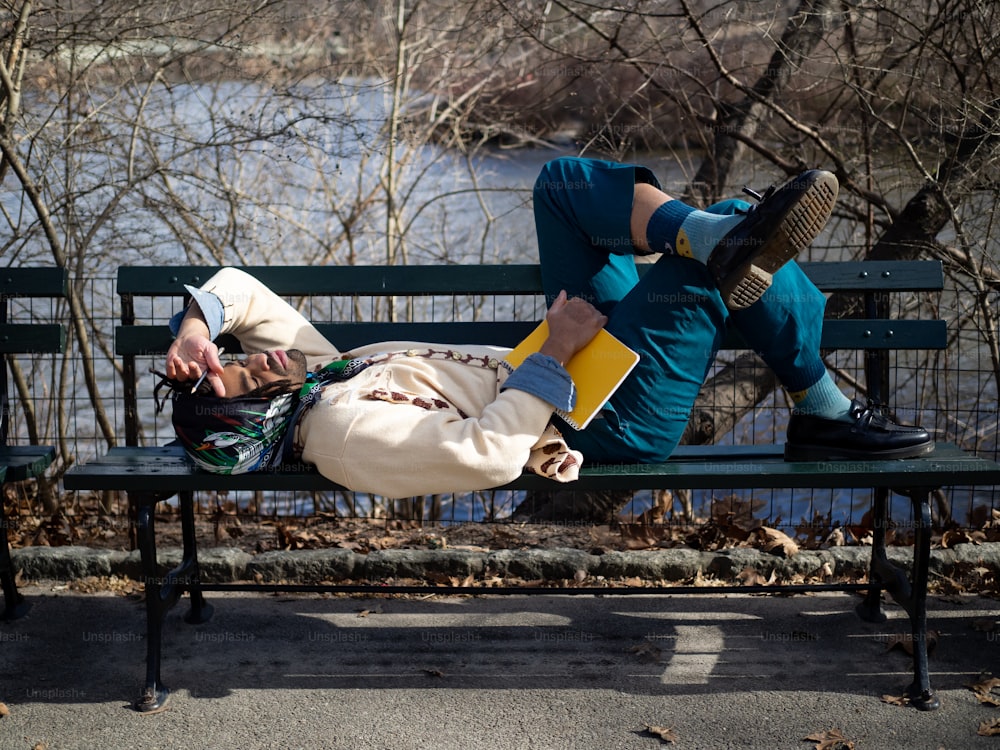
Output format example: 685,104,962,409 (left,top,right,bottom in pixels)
783,440,935,462
720,171,839,309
